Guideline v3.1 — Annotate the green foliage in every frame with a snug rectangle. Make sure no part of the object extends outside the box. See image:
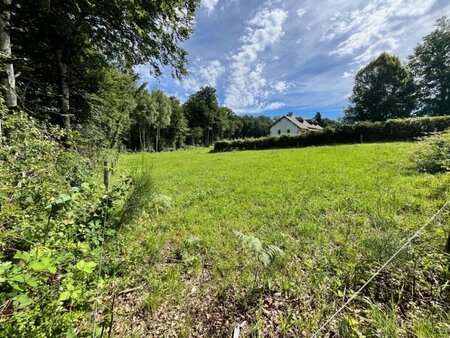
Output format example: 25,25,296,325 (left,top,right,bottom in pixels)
78,68,138,150
344,52,415,122
214,116,450,152
233,231,284,267
237,115,274,138
410,130,450,173
14,0,199,126
409,17,450,116
0,111,131,336
184,86,229,146
161,96,189,149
